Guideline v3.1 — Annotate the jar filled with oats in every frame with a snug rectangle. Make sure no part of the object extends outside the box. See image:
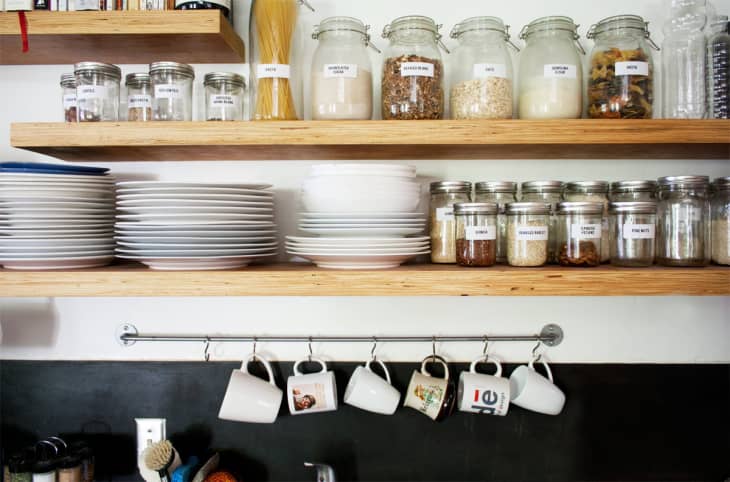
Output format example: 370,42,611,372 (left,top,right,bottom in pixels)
563,181,610,262
556,202,604,267
449,16,517,119
474,182,517,263
382,15,447,120
506,202,550,267
430,181,472,264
